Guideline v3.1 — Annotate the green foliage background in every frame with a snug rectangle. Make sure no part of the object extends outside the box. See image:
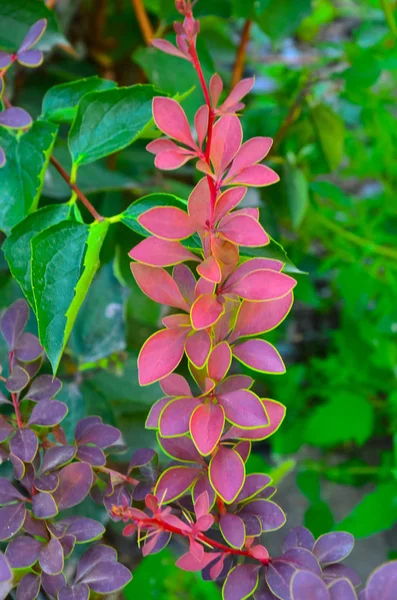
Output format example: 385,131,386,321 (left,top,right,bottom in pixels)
1,0,397,594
